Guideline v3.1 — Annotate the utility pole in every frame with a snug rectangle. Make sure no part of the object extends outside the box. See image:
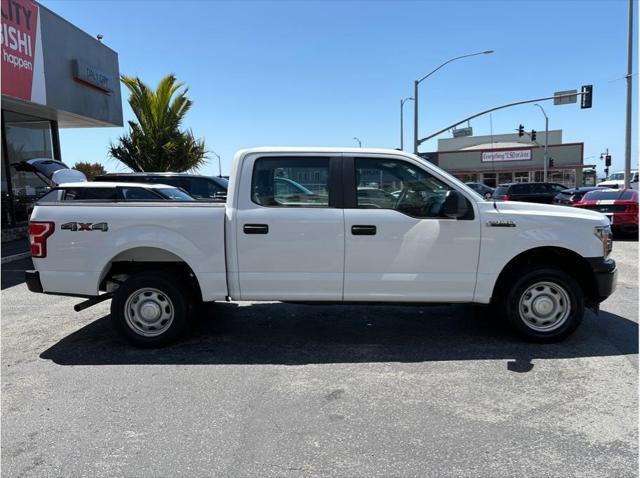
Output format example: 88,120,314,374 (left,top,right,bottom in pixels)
624,0,634,188
400,97,413,151
534,104,549,182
